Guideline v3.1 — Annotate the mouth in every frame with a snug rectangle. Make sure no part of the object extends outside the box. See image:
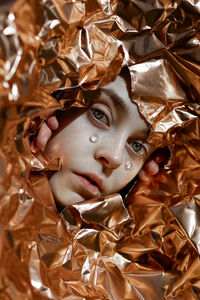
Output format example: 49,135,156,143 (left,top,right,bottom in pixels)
74,172,103,196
